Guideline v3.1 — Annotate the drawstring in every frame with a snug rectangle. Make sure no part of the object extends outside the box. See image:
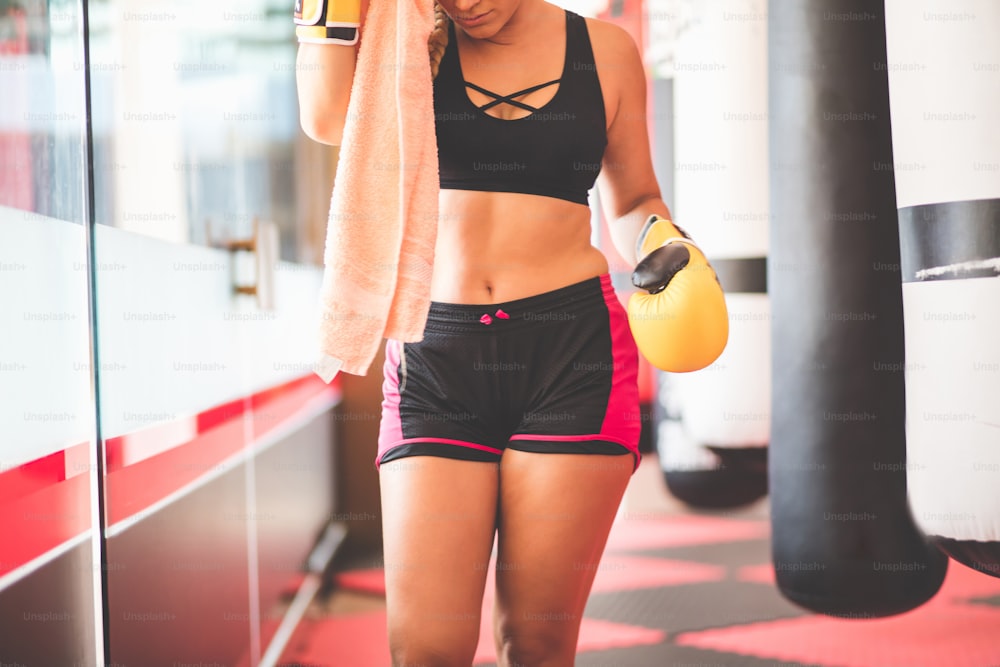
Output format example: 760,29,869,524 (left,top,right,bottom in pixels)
480,308,510,325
